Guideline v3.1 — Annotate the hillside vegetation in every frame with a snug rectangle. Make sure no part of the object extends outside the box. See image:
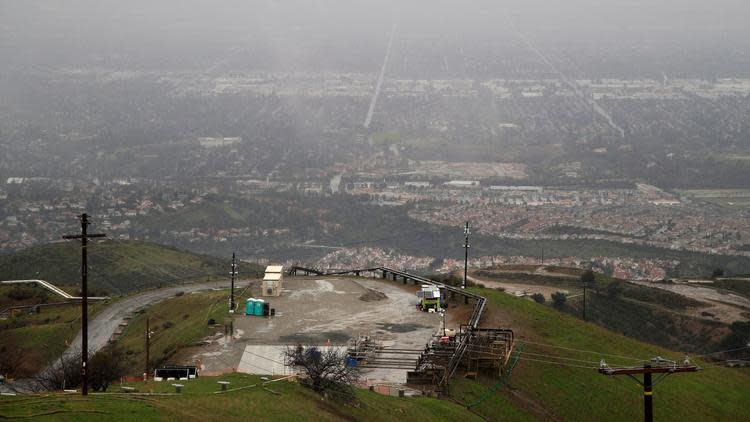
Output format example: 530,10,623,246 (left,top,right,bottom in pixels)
0,240,262,295
3,283,749,420
0,302,109,377
472,268,732,353
0,373,479,421
117,289,232,373
455,287,750,421
0,241,261,377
